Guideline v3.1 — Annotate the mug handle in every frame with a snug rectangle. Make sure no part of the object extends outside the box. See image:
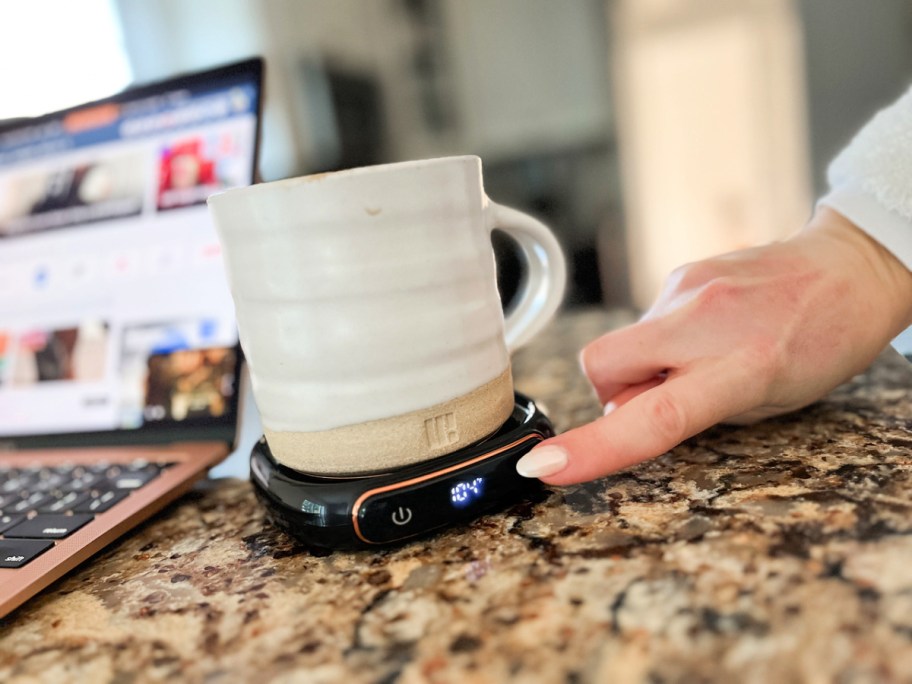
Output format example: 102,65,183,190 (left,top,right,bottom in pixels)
486,200,567,352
